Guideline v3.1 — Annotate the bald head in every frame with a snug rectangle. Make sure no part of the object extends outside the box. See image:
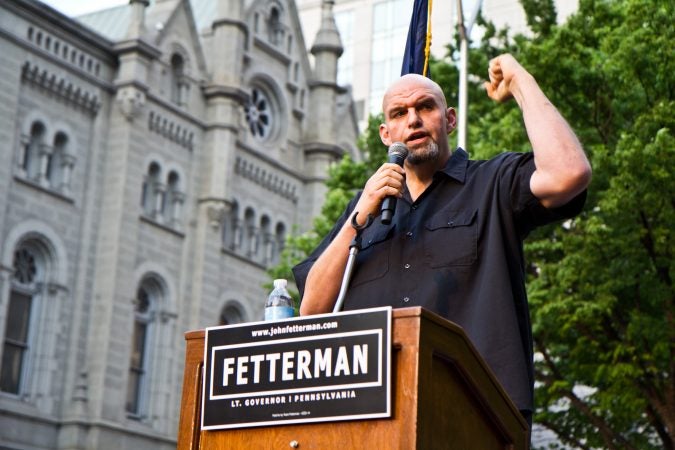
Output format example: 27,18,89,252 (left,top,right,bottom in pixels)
378,73,457,165
382,74,448,113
